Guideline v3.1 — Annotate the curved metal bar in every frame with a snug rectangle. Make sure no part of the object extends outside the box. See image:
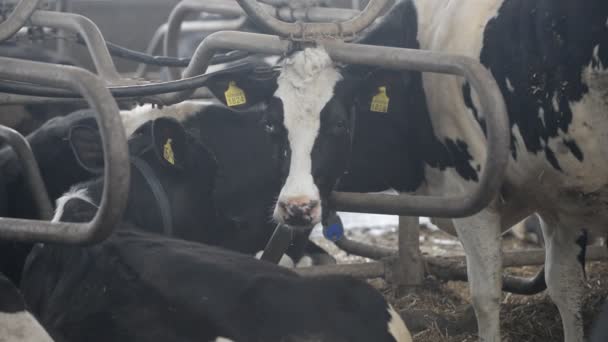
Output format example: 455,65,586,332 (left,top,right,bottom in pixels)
234,0,387,39
137,18,247,78
0,0,40,42
334,235,395,259
0,125,53,220
164,0,246,80
0,57,130,245
159,31,509,218
324,40,510,218
29,10,122,83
